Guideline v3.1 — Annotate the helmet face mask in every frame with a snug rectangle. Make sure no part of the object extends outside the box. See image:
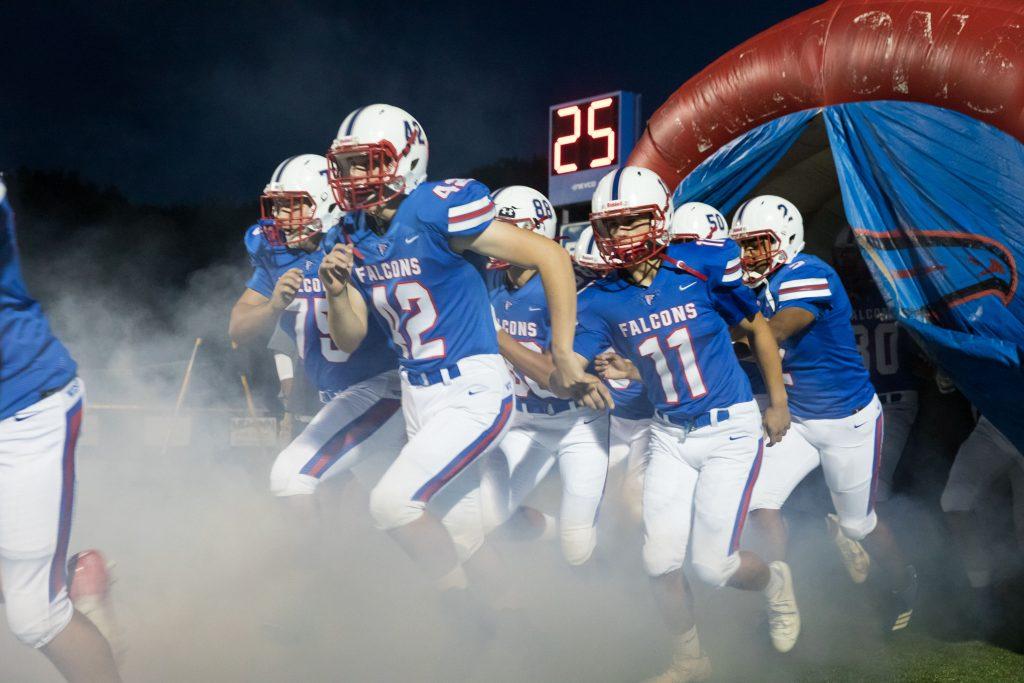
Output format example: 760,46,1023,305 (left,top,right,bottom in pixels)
735,229,784,285
326,138,407,212
590,204,668,268
260,190,321,247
